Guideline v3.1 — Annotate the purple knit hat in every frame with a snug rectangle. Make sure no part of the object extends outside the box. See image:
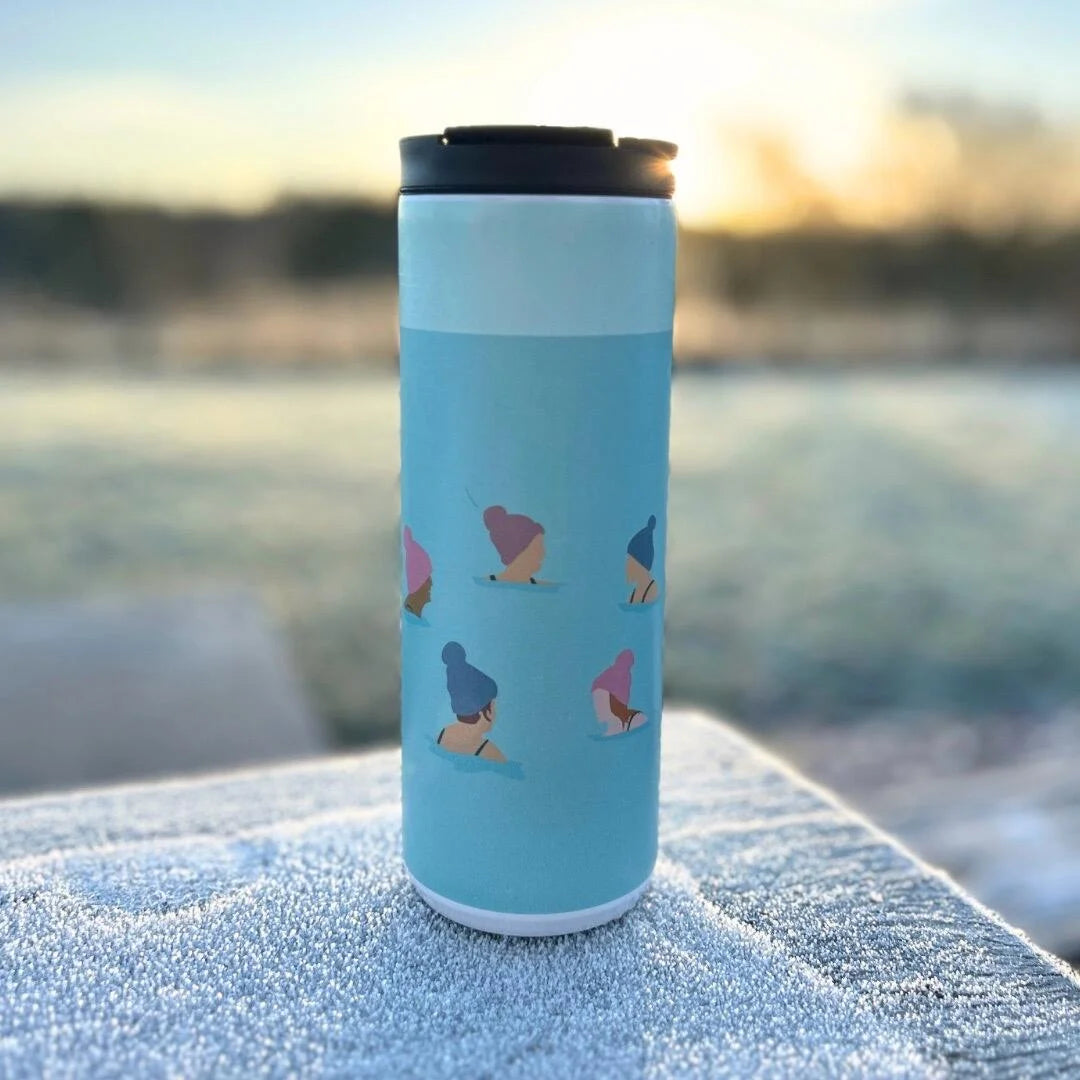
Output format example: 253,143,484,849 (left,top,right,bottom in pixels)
483,505,544,566
591,649,634,702
402,526,432,594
